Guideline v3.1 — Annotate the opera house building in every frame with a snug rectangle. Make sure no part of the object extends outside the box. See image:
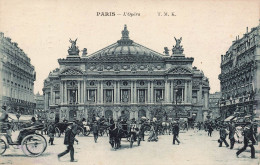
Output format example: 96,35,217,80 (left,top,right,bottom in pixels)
43,25,210,122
